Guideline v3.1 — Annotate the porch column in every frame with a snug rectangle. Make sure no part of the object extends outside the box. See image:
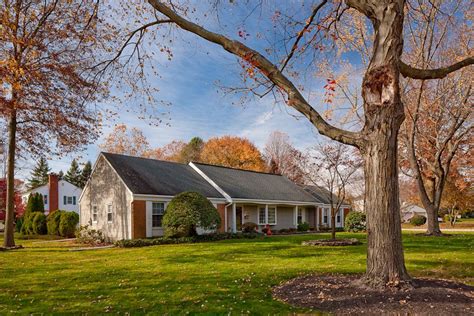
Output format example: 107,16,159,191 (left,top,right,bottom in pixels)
316,206,320,231
232,203,237,233
293,205,298,227
265,204,268,226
